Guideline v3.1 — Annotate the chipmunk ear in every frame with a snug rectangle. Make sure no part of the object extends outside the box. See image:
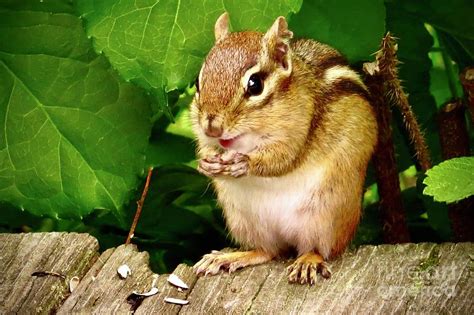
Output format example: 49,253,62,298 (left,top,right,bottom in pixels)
262,16,293,70
215,12,230,42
